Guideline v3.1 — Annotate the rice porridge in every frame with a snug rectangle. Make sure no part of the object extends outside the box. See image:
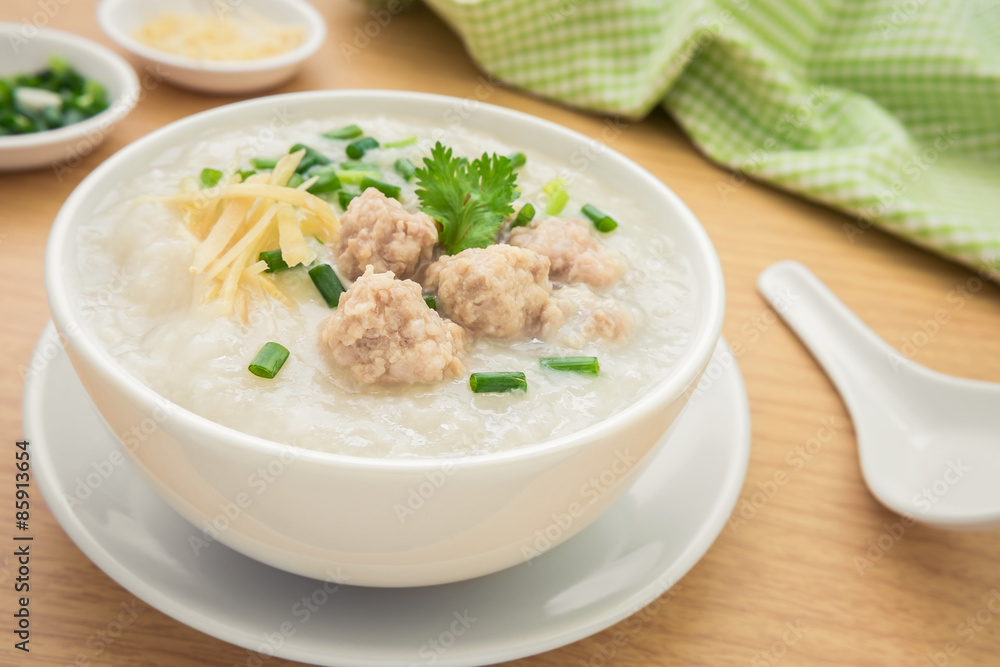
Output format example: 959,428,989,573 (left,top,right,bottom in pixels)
75,116,695,458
